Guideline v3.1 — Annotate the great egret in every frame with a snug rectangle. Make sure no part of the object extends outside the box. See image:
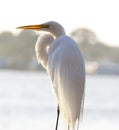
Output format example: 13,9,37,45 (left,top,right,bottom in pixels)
17,21,85,130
